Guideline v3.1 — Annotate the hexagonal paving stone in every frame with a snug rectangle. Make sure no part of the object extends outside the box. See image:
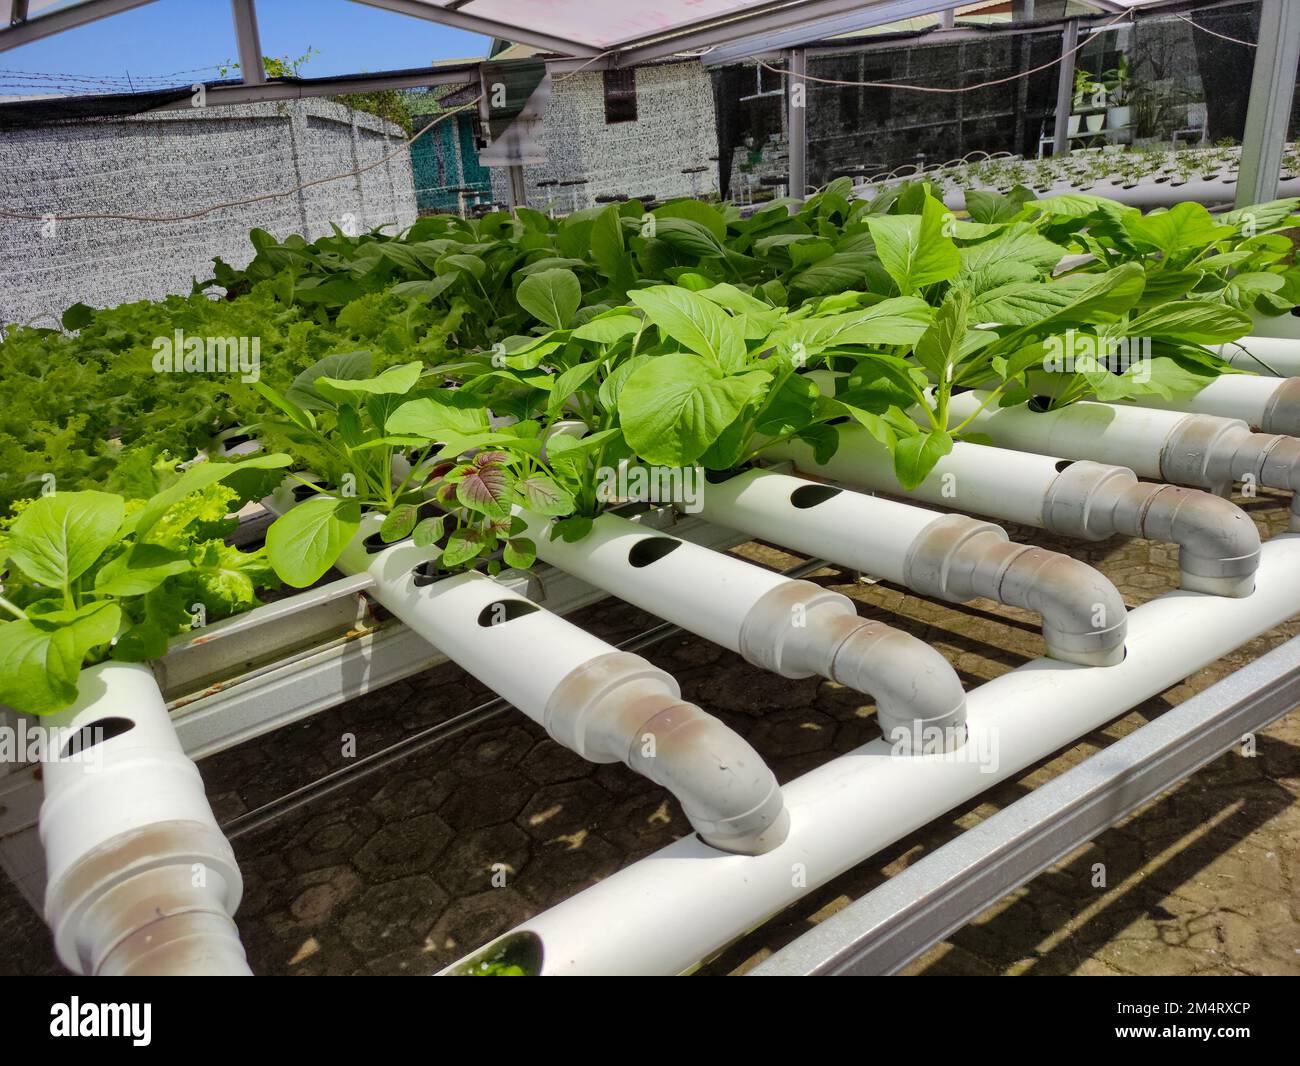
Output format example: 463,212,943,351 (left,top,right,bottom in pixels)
691,660,821,715
423,888,536,969
599,790,690,853
285,804,382,873
746,708,838,758
516,832,622,908
434,822,533,896
516,779,615,842
520,738,596,785
438,770,534,830
451,725,535,779
287,864,362,927
353,813,454,880
339,875,450,957
367,768,456,821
